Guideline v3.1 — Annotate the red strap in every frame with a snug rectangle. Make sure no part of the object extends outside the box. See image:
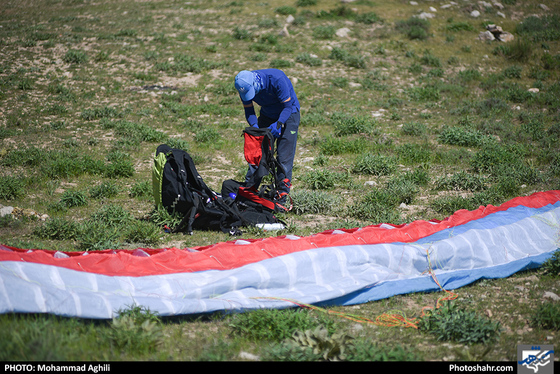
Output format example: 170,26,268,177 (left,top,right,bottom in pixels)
238,186,276,211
